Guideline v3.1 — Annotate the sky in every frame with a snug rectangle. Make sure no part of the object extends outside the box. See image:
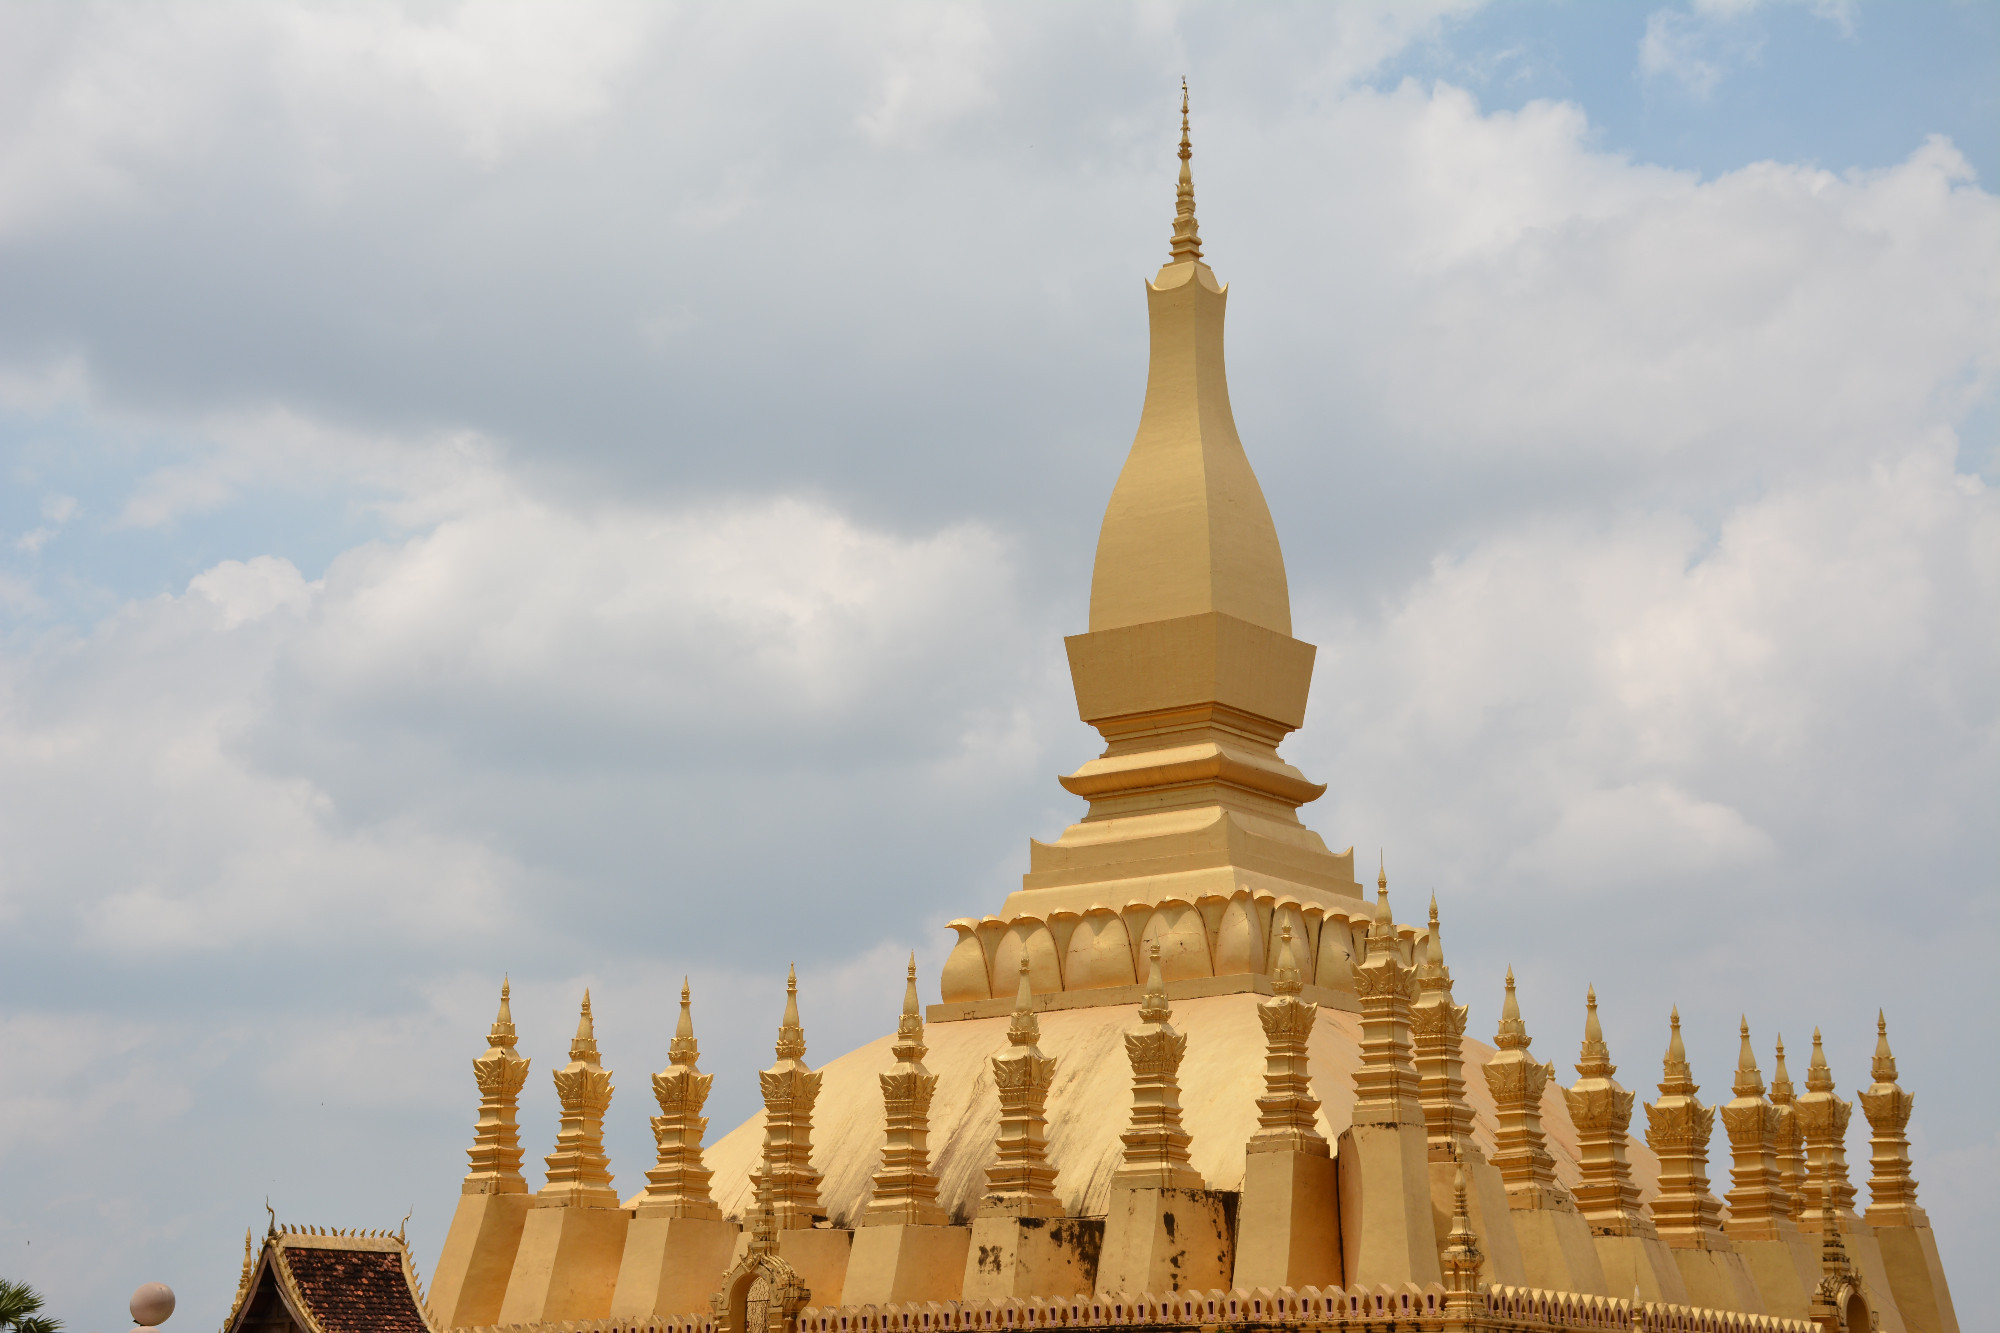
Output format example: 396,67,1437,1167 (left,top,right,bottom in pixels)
0,1,1993,1328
